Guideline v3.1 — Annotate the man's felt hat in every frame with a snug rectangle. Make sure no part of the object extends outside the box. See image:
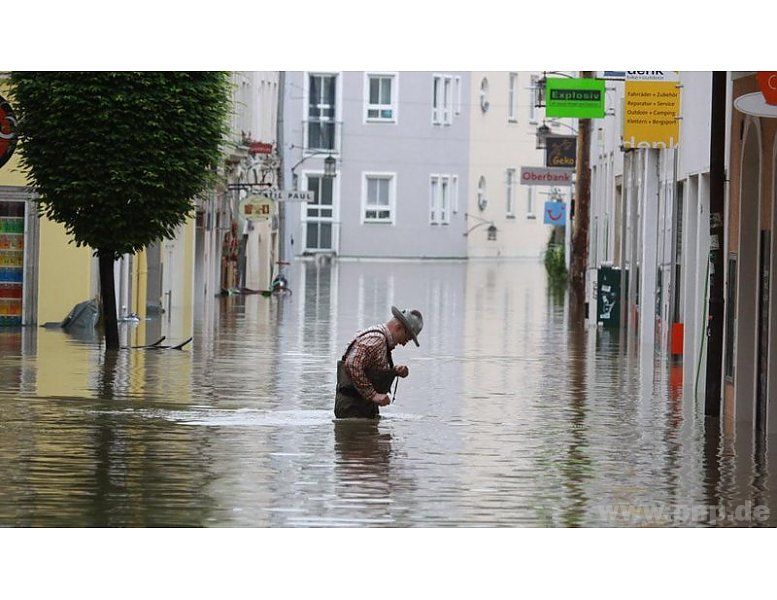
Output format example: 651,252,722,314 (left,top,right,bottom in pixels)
391,306,423,347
